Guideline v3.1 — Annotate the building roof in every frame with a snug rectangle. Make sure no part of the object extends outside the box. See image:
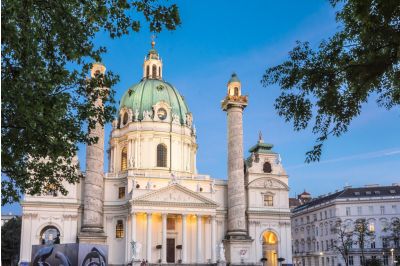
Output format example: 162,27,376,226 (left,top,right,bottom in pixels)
289,198,301,208
248,142,276,154
228,73,240,84
119,79,190,124
292,184,400,213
